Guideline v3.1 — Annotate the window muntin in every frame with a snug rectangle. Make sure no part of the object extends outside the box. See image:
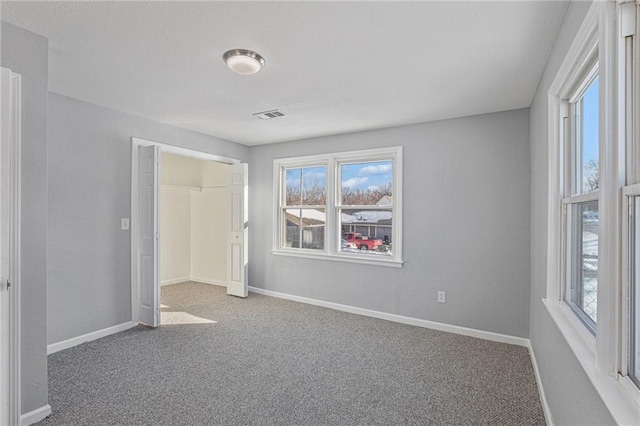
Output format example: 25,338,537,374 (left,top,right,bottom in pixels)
563,65,599,334
274,148,402,265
